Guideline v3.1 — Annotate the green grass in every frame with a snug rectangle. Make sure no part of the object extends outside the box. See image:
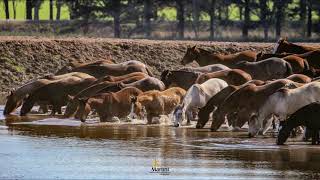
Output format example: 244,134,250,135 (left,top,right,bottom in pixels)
0,0,70,20
0,1,318,22
157,6,265,22
157,2,319,22
0,56,25,73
